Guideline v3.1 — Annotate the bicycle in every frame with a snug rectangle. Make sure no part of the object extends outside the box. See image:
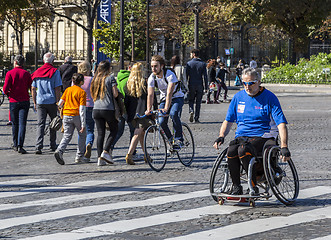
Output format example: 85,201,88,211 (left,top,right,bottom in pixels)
137,110,195,172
